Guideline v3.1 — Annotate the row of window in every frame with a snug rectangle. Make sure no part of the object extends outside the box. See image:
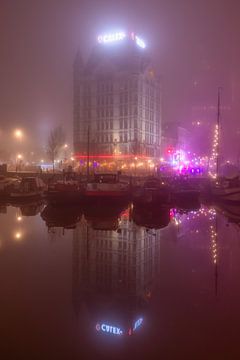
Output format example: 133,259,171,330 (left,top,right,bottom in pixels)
81,94,160,110
120,106,138,117
83,108,157,121
97,121,113,131
82,81,160,98
97,108,114,118
97,95,114,106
